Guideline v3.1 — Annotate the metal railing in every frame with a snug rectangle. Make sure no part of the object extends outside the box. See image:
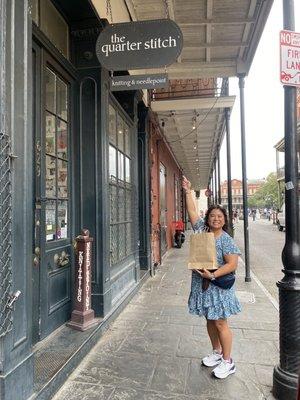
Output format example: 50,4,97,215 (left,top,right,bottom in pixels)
150,78,229,101
0,133,13,337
